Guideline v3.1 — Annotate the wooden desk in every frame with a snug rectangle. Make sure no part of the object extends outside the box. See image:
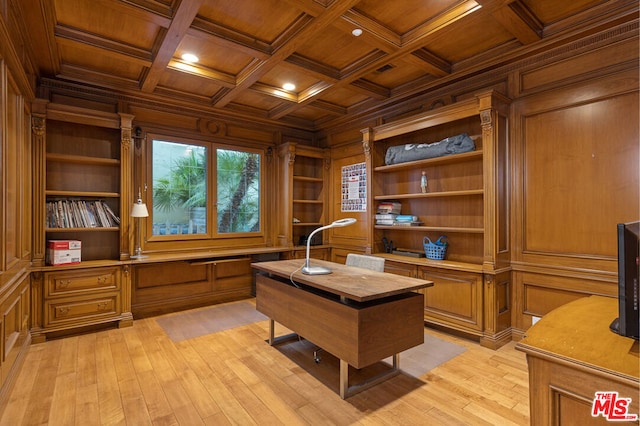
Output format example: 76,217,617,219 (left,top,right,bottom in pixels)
516,296,639,425
252,259,432,398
